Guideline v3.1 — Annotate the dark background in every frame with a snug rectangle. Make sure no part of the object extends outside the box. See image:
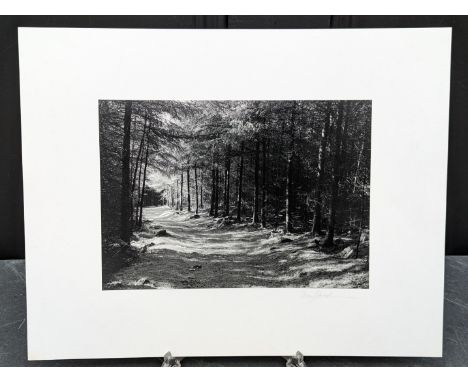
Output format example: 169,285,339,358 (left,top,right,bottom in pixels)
1,16,467,259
